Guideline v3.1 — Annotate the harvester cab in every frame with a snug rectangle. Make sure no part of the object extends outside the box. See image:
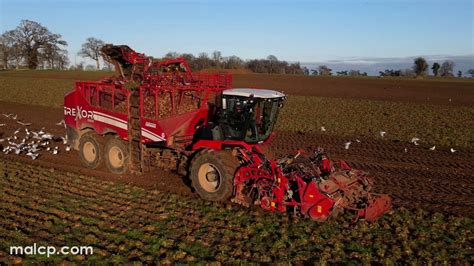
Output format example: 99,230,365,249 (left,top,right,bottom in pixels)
205,88,285,144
